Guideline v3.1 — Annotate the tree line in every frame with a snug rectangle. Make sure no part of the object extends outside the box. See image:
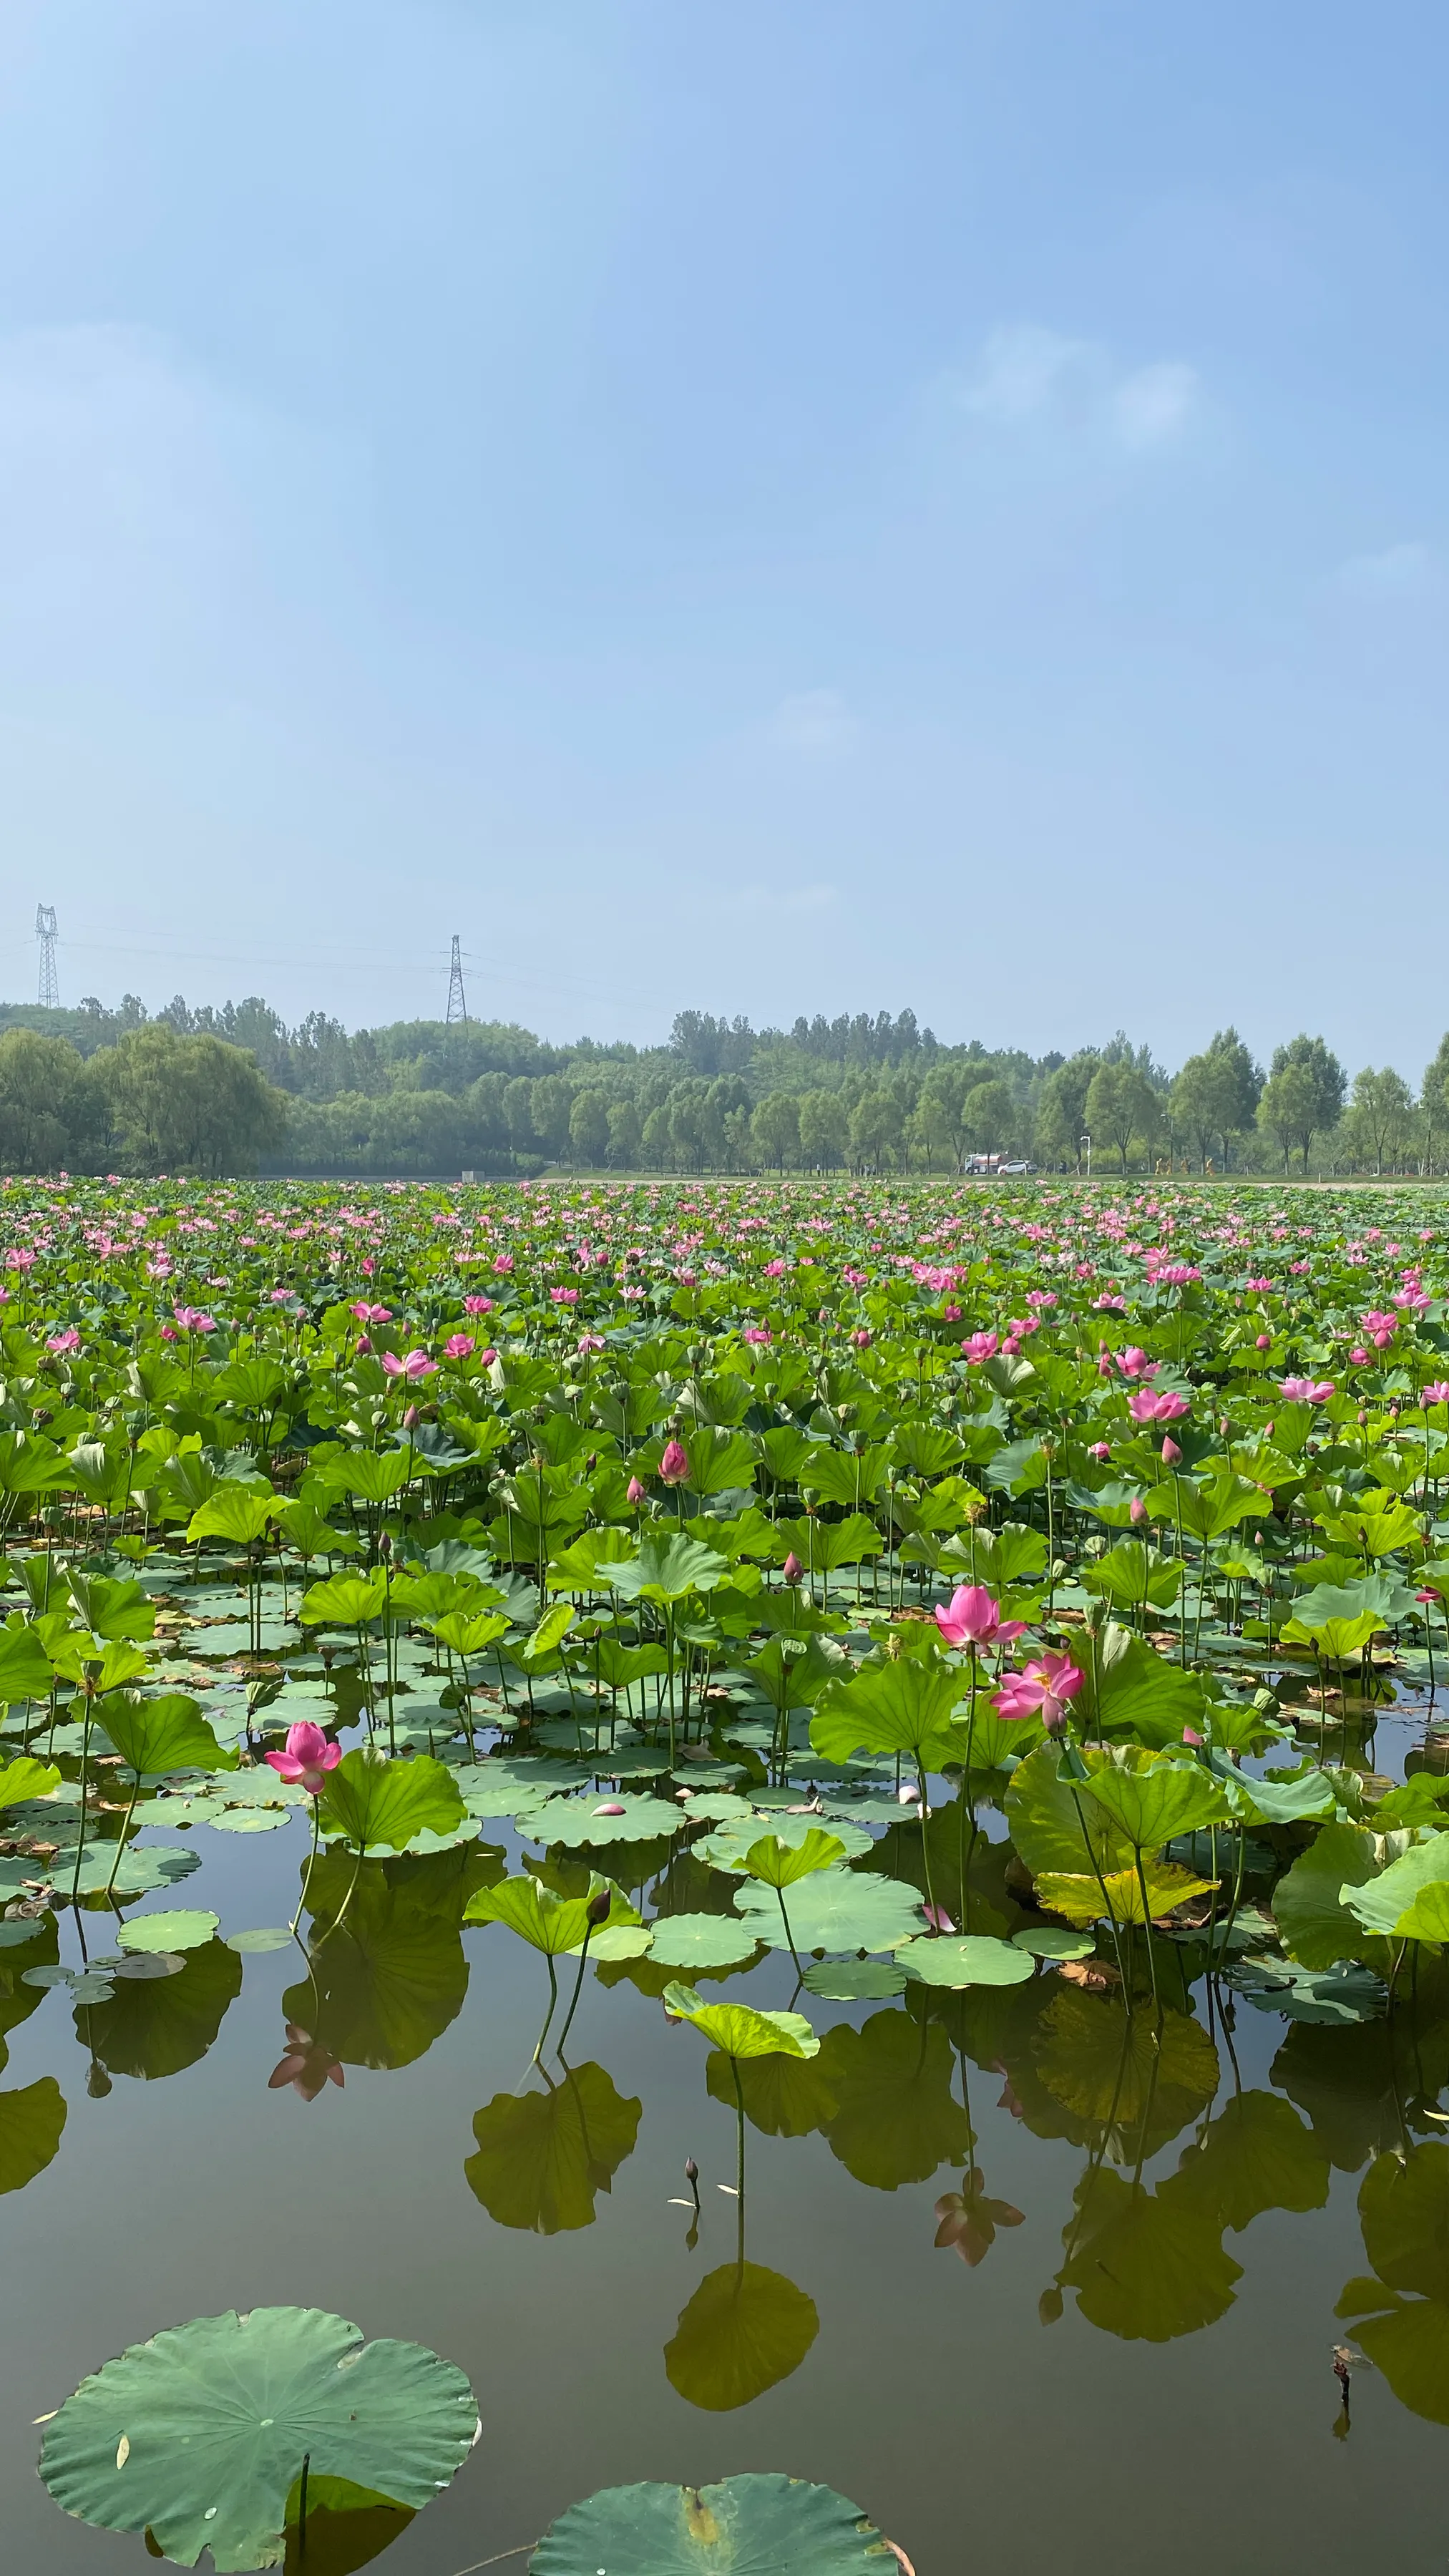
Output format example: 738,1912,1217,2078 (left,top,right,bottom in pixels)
0,992,1445,1178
